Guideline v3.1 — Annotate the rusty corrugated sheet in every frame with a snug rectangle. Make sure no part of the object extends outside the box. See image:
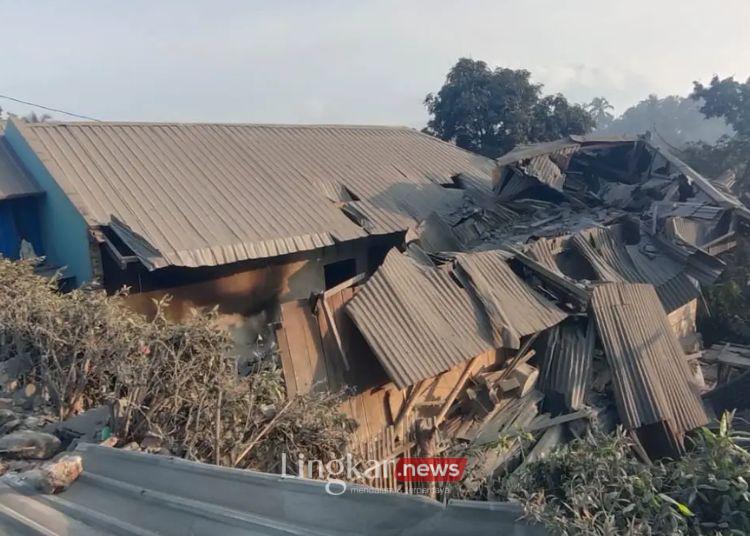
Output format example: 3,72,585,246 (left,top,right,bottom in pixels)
13,120,496,269
346,249,493,388
591,283,707,445
0,137,41,201
454,250,566,349
539,319,594,412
